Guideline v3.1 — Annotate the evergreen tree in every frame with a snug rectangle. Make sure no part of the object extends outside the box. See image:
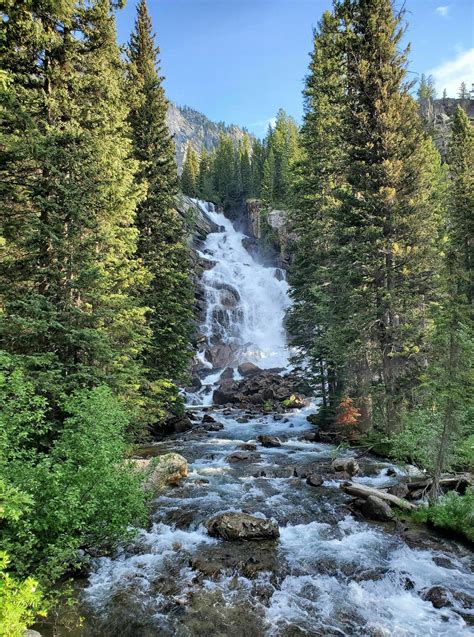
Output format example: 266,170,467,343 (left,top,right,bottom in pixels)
458,81,469,99
261,147,276,205
196,148,215,201
417,73,437,100
336,0,443,431
126,0,194,420
181,143,199,197
430,106,473,496
0,0,150,416
287,9,347,413
239,136,253,199
251,138,265,197
212,133,236,208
